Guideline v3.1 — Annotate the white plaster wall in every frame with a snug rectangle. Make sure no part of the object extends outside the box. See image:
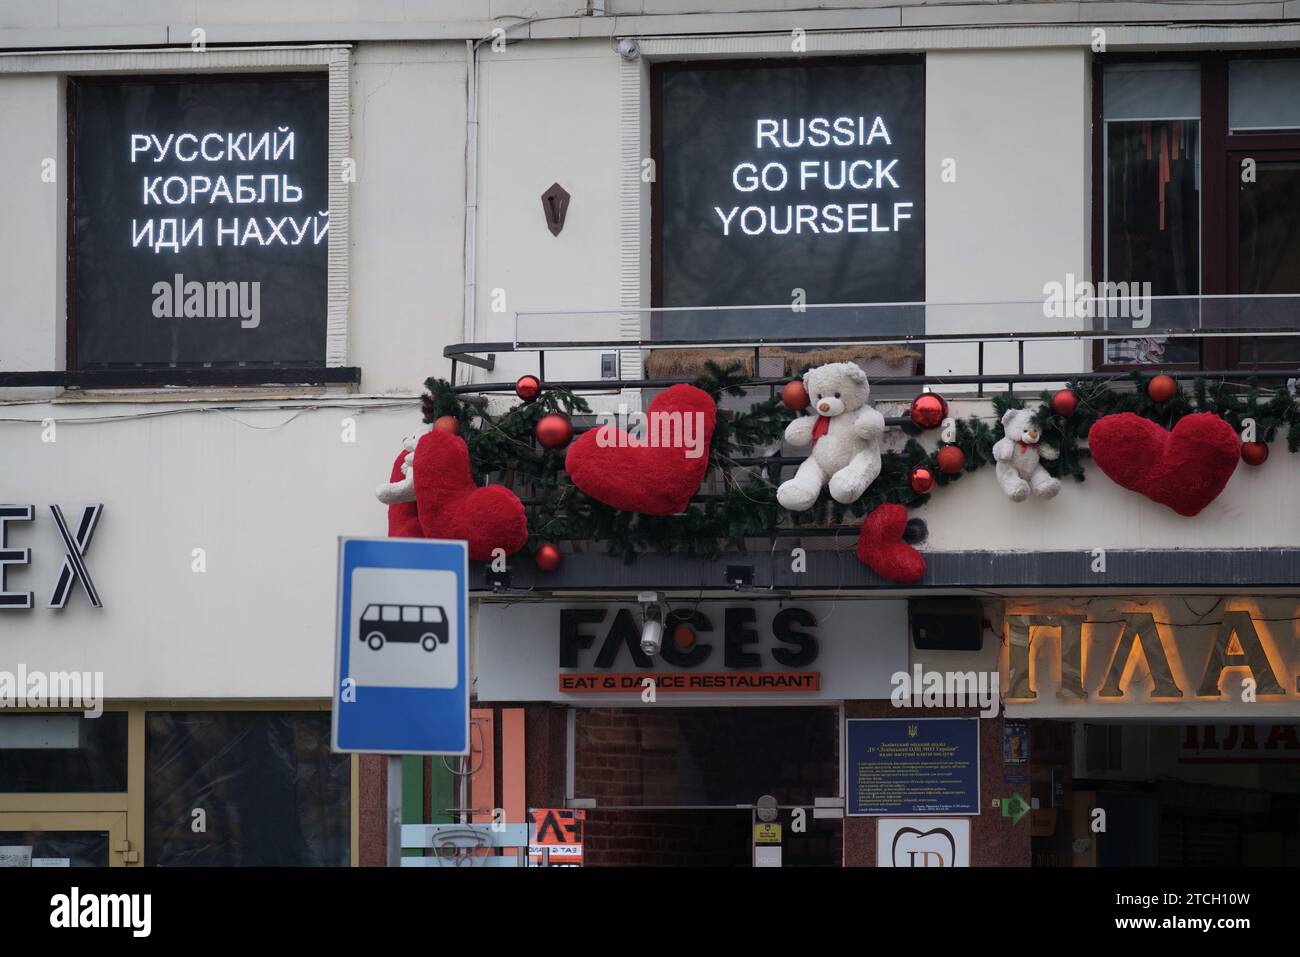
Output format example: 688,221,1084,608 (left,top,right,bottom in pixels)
0,401,415,698
349,42,468,393
473,39,624,388
0,75,63,374
924,49,1092,380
